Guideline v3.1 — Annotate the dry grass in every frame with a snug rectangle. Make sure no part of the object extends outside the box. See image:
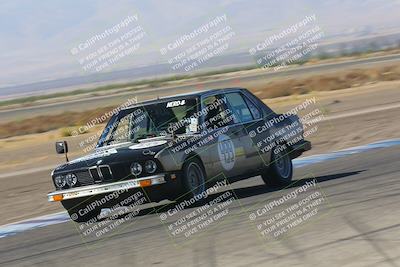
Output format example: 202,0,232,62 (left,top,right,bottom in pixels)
60,126,89,137
250,64,400,99
0,107,111,139
1,64,400,139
